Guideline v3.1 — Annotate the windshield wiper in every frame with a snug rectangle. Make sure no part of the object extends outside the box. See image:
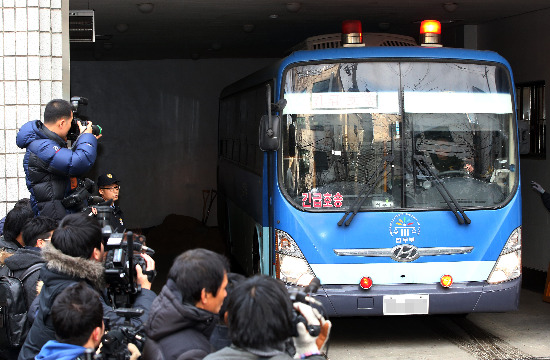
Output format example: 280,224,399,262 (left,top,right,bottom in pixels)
414,154,471,225
338,154,395,227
